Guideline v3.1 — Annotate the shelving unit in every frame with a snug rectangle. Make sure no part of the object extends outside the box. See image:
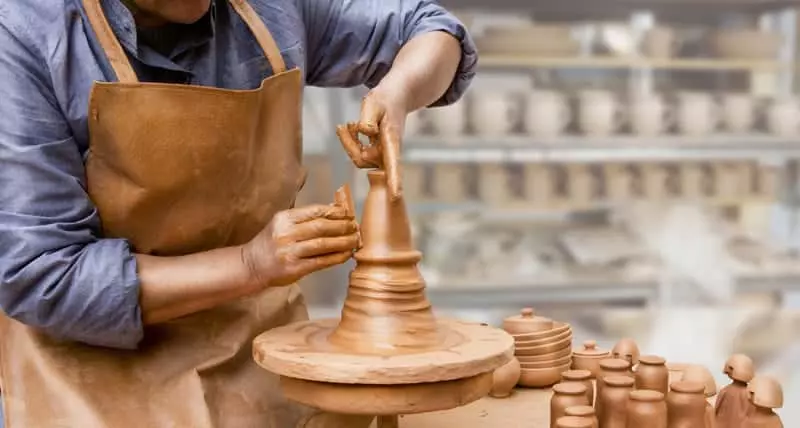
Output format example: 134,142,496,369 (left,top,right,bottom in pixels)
479,55,791,71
